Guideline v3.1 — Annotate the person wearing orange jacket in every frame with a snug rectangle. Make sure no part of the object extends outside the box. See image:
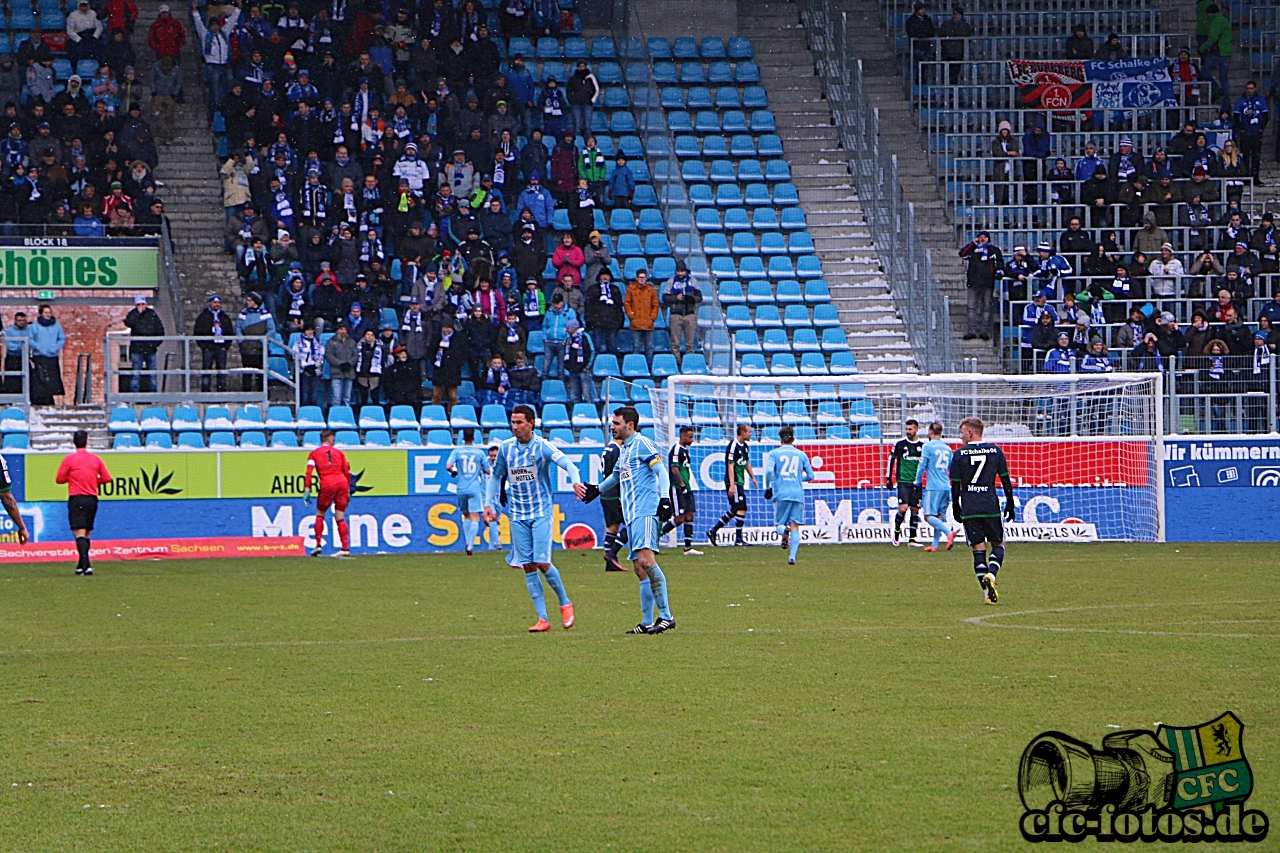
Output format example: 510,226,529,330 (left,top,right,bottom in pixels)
624,267,659,368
